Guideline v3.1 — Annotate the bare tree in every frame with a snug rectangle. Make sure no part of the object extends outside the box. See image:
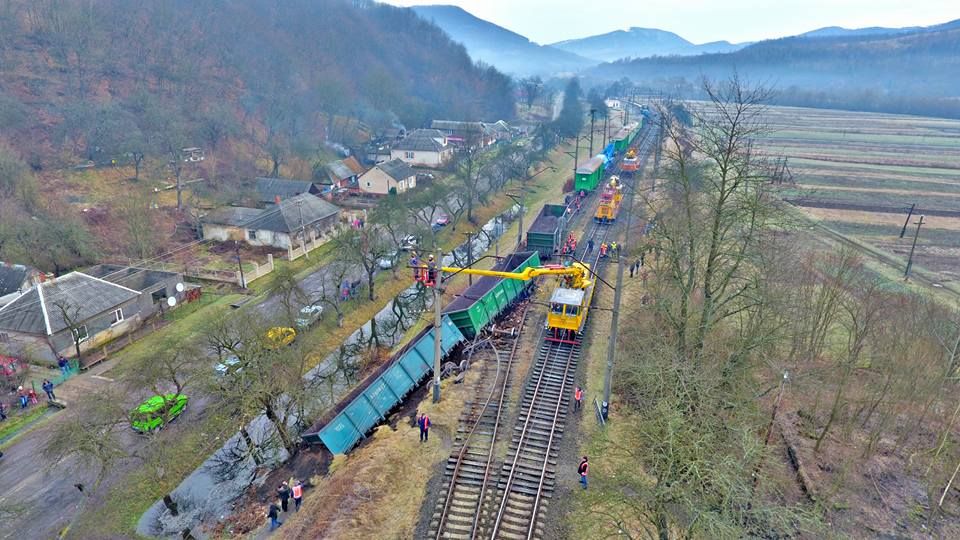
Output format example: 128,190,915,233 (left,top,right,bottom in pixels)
51,298,85,365
334,225,393,302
